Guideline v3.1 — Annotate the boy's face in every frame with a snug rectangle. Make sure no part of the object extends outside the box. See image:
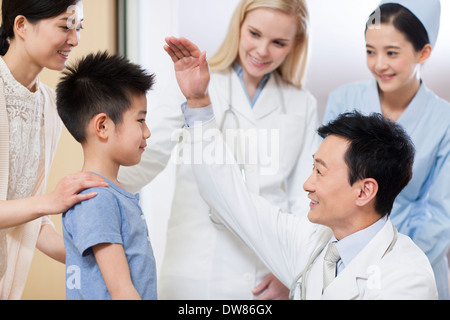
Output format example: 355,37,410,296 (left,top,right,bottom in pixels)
110,94,150,167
